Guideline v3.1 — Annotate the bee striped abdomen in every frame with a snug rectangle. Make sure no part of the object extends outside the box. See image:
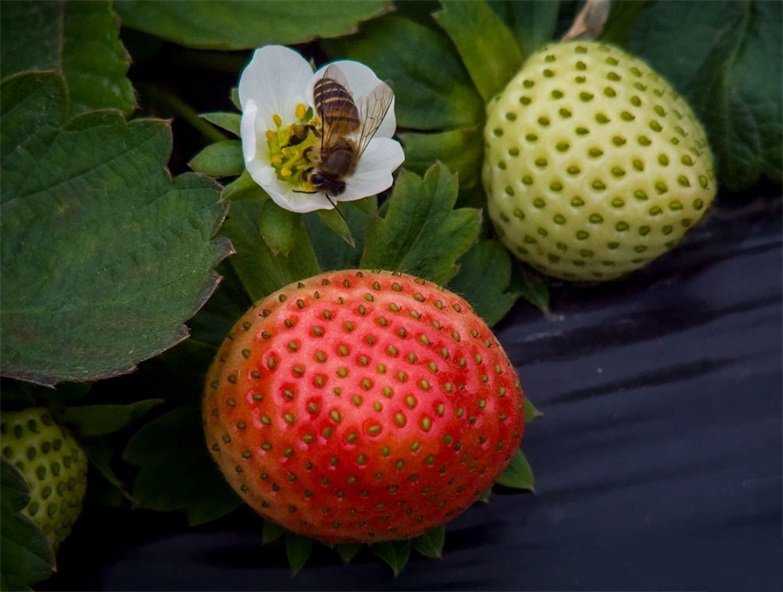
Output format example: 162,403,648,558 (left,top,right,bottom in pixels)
314,77,360,134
